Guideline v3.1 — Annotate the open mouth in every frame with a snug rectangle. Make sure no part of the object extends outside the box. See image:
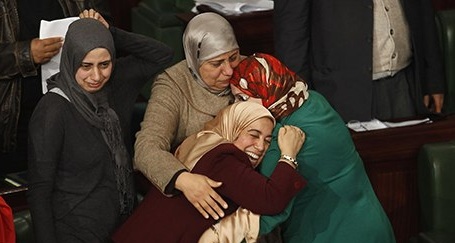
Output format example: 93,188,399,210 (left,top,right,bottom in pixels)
245,151,261,167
